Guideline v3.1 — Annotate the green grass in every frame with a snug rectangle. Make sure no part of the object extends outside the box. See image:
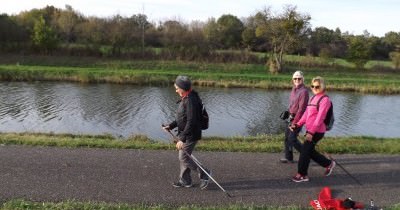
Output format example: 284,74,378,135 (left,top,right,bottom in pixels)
1,199,399,210
0,199,306,210
0,63,399,94
0,54,399,94
1,132,399,154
